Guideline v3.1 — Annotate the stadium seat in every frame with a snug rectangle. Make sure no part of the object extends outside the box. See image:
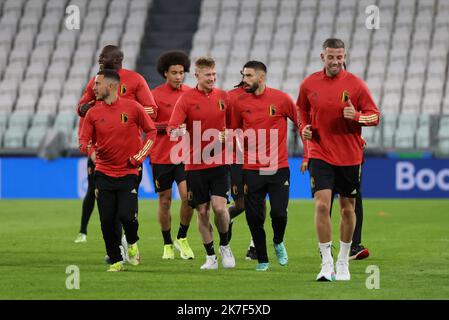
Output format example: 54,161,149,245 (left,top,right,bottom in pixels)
53,112,76,138
3,127,25,148
395,127,415,149
25,126,47,148
32,113,53,128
